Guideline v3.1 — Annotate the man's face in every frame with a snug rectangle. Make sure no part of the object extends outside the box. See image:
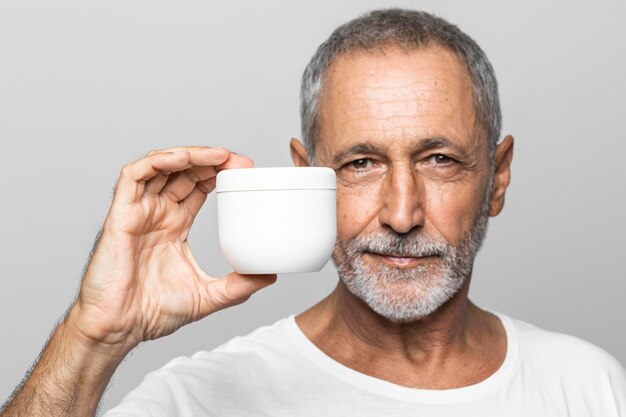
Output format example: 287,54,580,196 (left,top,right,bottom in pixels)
313,46,493,323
